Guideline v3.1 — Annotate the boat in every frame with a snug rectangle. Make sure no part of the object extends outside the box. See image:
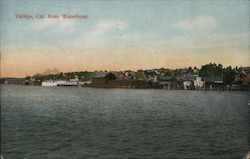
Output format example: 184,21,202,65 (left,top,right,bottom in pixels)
56,80,77,86
41,81,57,86
41,80,91,87
41,80,78,86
